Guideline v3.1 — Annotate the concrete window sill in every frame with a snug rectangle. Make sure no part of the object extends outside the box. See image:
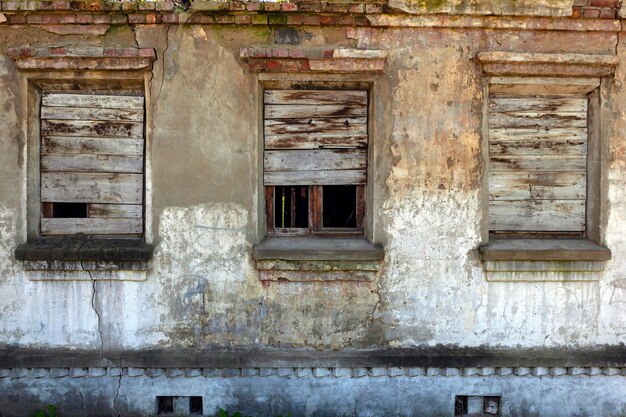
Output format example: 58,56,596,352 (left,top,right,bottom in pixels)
253,237,384,282
479,238,611,278
15,238,153,278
